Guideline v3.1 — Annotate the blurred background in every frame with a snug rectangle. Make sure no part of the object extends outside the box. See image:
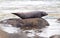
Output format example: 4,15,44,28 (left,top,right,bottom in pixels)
0,0,60,18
